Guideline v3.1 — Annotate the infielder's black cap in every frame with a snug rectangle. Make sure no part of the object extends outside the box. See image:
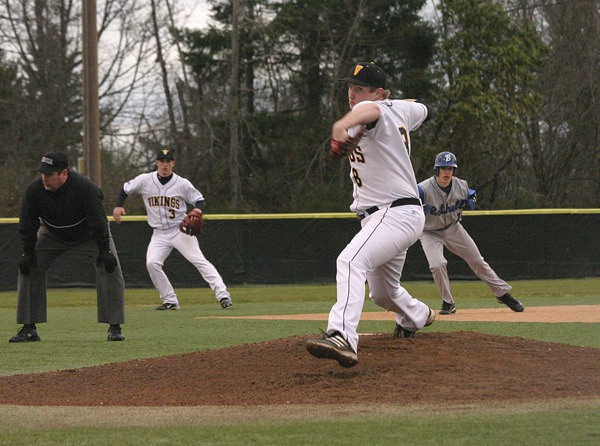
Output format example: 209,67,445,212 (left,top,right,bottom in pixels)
37,151,69,175
340,62,387,89
157,148,175,160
